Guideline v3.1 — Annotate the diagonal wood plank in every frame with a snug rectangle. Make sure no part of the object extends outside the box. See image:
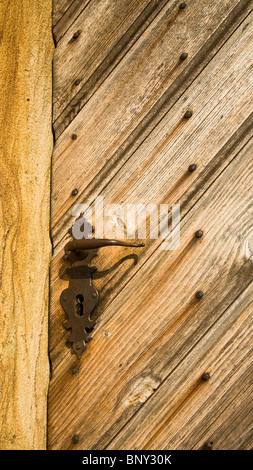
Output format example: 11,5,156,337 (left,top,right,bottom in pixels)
53,0,76,28
53,0,252,140
49,13,253,367
108,282,253,450
53,0,91,41
49,0,253,451
53,0,154,122
48,132,253,448
51,0,252,232
54,0,170,128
